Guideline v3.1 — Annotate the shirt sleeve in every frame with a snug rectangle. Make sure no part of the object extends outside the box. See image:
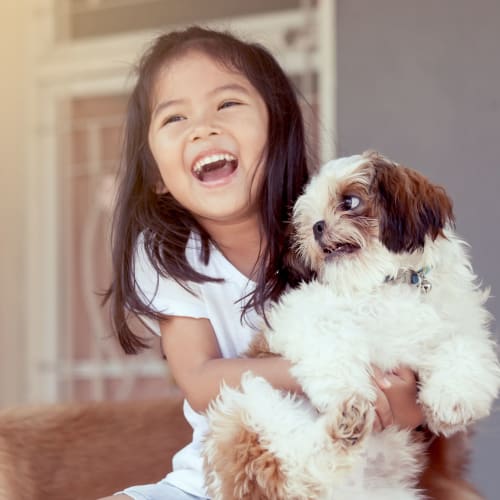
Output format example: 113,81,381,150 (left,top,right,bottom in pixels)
133,238,209,335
